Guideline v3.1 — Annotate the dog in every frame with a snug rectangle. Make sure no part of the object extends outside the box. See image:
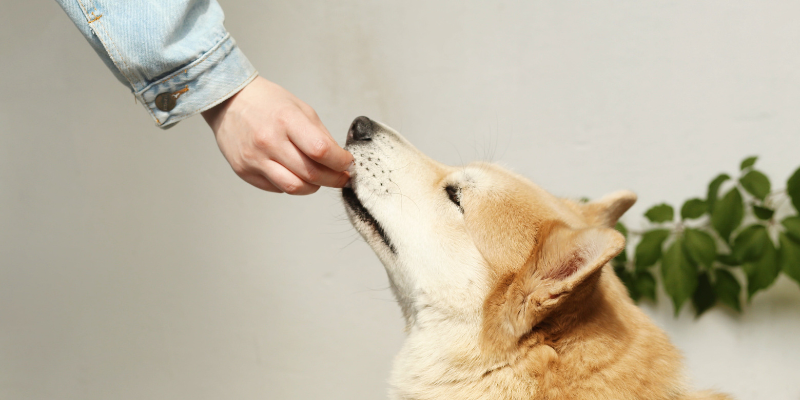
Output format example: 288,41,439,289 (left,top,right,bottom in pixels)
342,116,731,400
